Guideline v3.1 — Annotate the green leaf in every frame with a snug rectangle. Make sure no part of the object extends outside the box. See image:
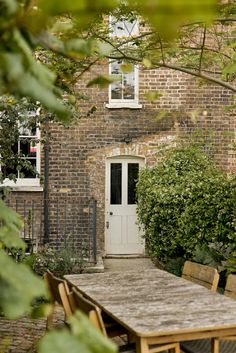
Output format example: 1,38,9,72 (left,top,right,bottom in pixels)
96,42,113,57
0,0,18,17
120,63,134,73
222,61,236,76
154,110,168,122
64,39,94,57
87,75,118,88
69,311,117,353
0,251,48,319
14,72,70,122
133,0,217,39
39,311,117,353
0,200,25,250
0,30,71,122
142,58,153,69
145,91,162,102
40,0,118,16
